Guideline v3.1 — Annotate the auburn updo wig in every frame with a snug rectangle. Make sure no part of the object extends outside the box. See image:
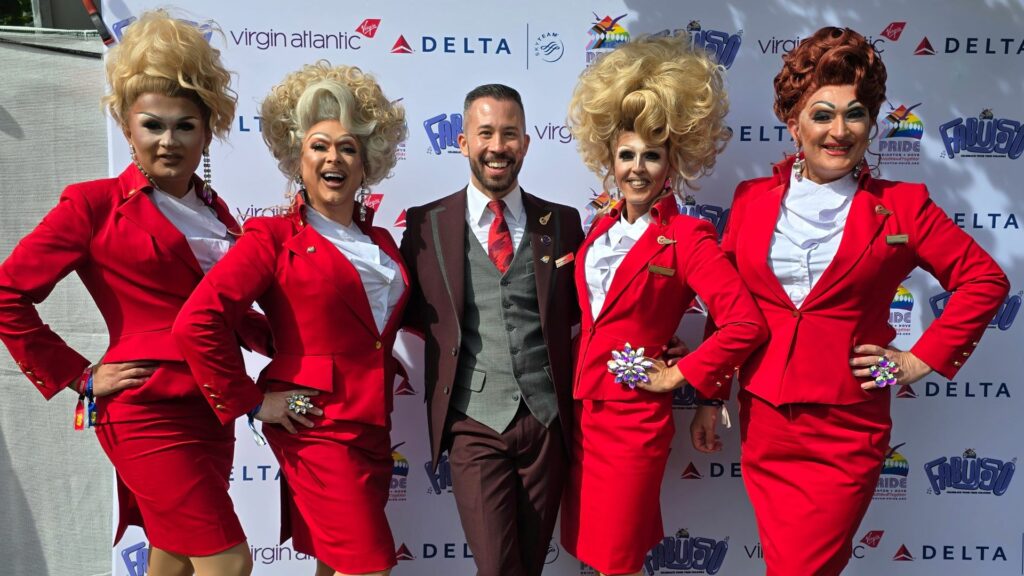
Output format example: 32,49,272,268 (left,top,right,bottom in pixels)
773,26,887,123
